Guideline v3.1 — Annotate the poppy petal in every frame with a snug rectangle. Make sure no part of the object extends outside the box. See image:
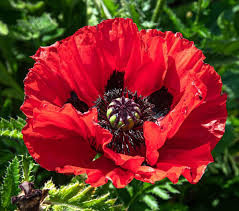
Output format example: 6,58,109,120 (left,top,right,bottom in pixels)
22,103,98,171
96,18,139,71
93,125,145,173
144,74,207,166
124,30,167,96
85,157,134,188
156,143,213,183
